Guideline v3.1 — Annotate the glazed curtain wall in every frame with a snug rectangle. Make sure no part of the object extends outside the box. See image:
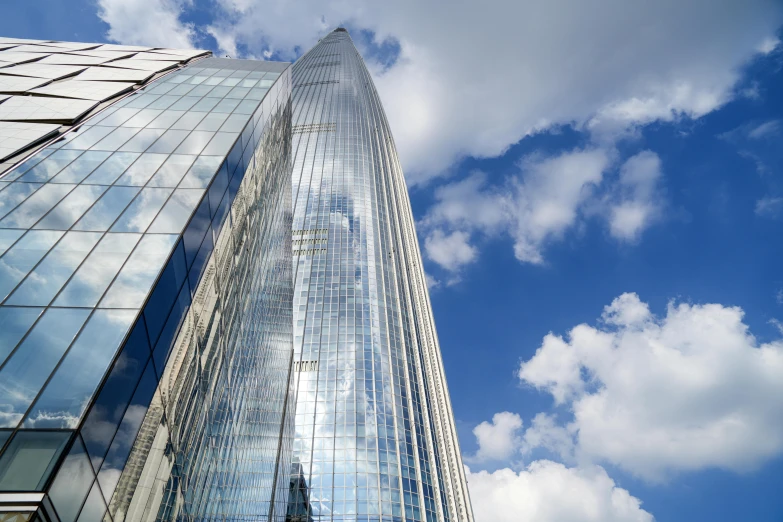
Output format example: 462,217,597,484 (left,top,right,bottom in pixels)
0,57,294,522
288,30,474,522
